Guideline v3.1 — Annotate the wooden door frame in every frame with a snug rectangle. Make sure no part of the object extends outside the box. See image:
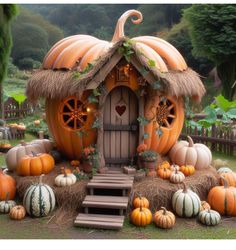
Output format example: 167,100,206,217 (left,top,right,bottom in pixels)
97,84,144,168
